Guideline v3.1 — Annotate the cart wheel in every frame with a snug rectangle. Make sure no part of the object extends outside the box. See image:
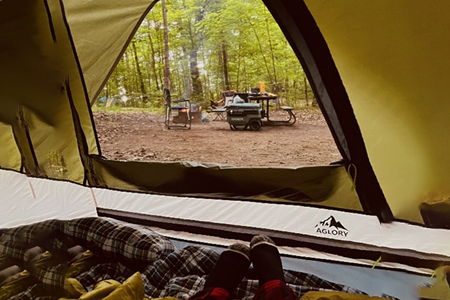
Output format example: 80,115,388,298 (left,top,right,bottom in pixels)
248,120,262,131
230,124,237,131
